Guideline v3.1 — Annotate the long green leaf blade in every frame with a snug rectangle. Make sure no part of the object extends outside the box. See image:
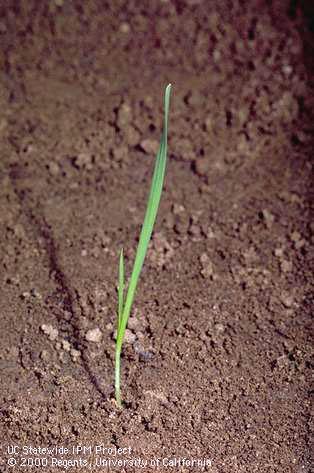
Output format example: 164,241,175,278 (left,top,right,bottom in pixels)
118,83,171,341
117,247,124,330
